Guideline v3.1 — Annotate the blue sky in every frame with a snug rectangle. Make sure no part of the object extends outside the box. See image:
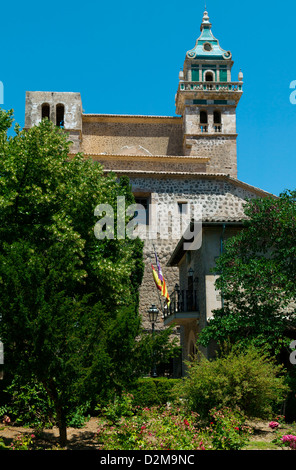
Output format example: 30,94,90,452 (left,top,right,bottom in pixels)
1,0,296,196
